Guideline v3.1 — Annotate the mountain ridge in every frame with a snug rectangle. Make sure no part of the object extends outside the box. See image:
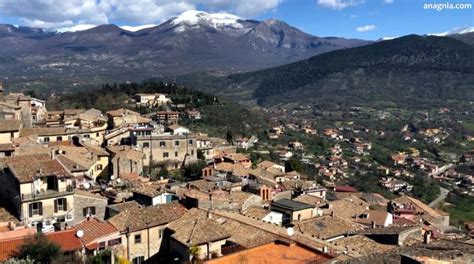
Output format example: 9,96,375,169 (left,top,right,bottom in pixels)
0,11,371,92
174,34,474,109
